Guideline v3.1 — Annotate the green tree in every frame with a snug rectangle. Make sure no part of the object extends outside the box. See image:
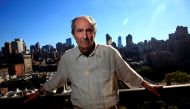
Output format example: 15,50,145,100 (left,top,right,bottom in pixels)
165,71,190,84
